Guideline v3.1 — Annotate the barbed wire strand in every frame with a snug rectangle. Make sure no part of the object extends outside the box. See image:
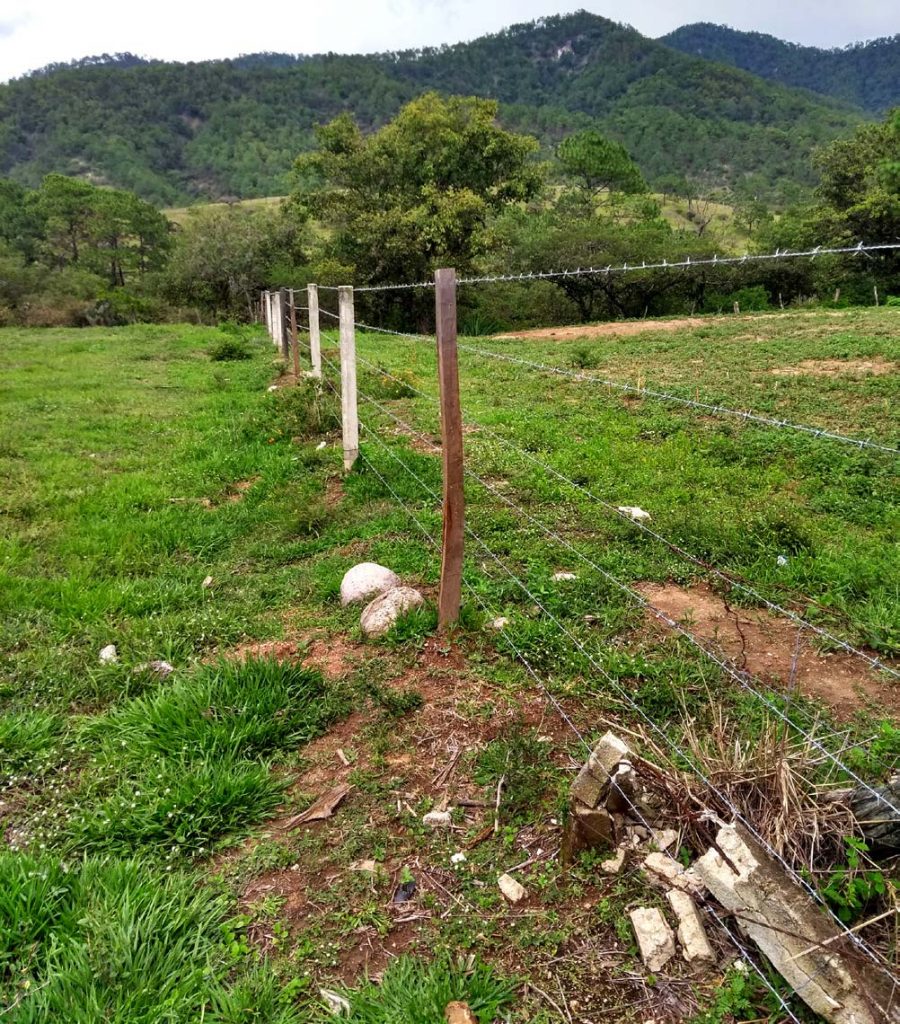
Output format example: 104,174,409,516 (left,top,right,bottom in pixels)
355,443,814,1017
343,393,896,983
351,381,900,824
309,241,900,294
351,348,899,680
